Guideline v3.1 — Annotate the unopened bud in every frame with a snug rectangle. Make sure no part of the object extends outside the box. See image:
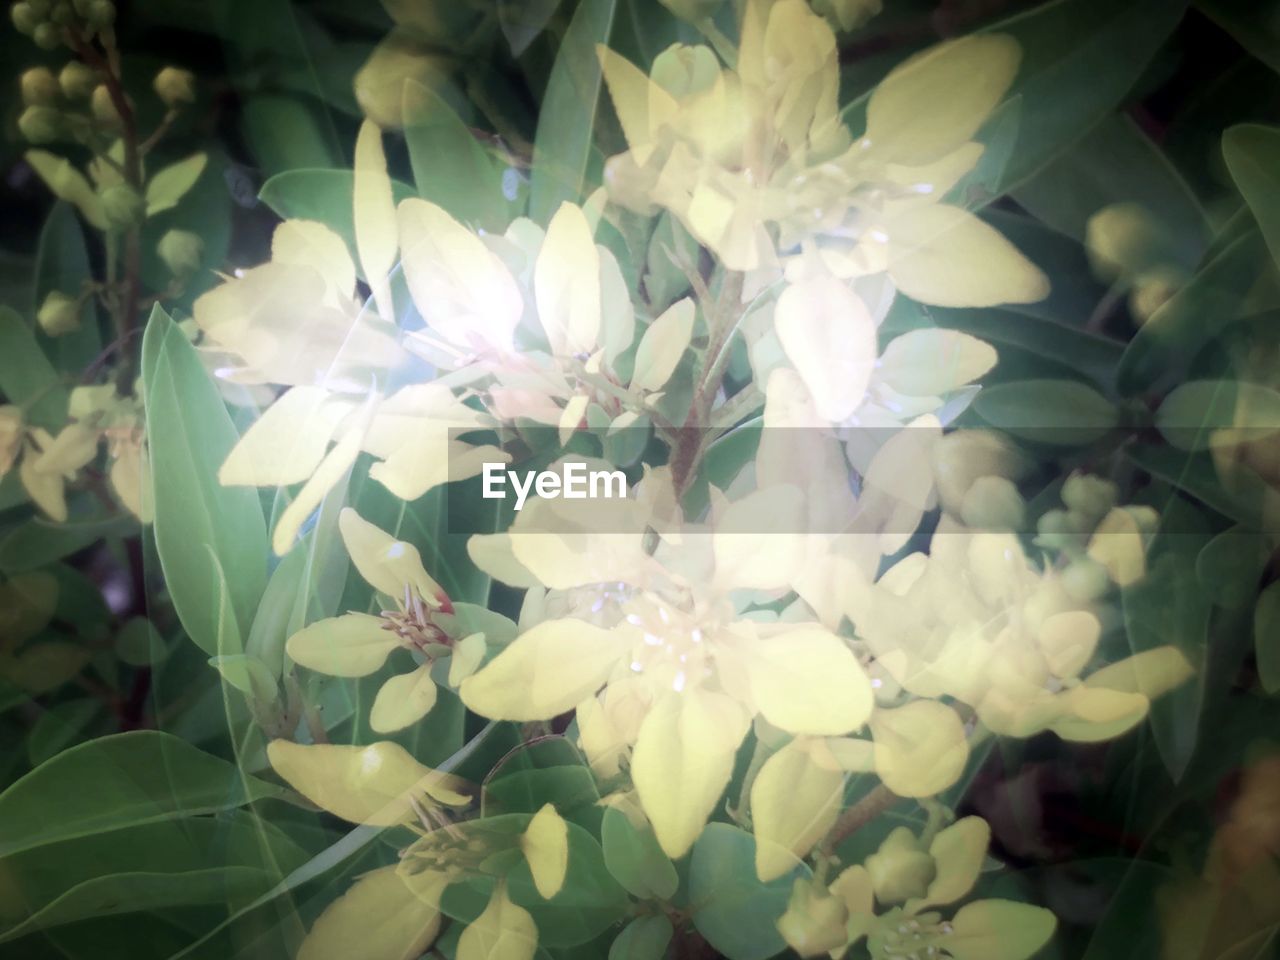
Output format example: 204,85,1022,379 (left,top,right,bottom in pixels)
777,878,849,957
32,20,62,49
1061,472,1118,524
152,66,196,107
20,66,59,106
58,60,96,99
18,104,63,143
1062,557,1111,603
49,0,74,25
157,229,204,277
99,183,144,230
90,83,120,127
0,406,23,476
865,827,936,904
84,0,113,27
933,429,1028,515
37,290,81,336
960,475,1026,532
1034,508,1088,553
11,2,40,34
